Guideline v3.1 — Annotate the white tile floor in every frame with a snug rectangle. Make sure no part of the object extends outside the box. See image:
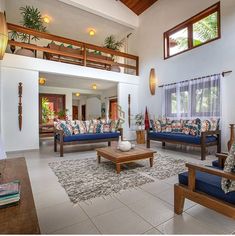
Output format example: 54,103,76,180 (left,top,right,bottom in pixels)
7,140,235,234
